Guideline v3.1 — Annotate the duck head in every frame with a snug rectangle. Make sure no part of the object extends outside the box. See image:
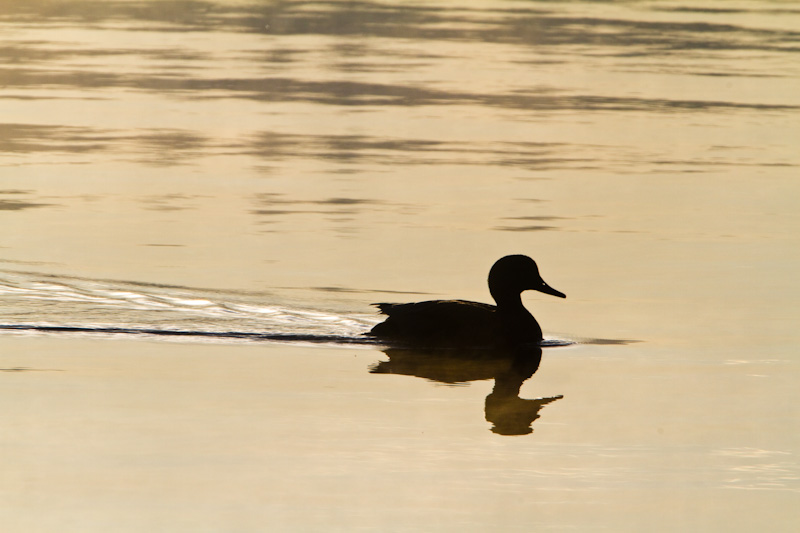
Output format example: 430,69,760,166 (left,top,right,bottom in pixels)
488,255,566,306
